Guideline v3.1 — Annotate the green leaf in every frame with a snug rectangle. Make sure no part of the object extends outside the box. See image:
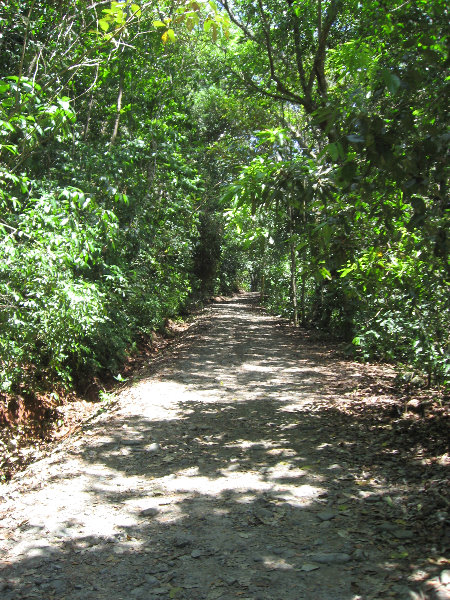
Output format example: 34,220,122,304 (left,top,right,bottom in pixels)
328,143,339,161
152,20,166,27
339,161,357,183
113,373,128,382
98,19,109,32
57,97,71,111
390,551,409,559
410,197,426,215
130,4,141,18
0,121,14,132
382,70,401,95
340,264,356,277
327,142,345,161
320,267,332,280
